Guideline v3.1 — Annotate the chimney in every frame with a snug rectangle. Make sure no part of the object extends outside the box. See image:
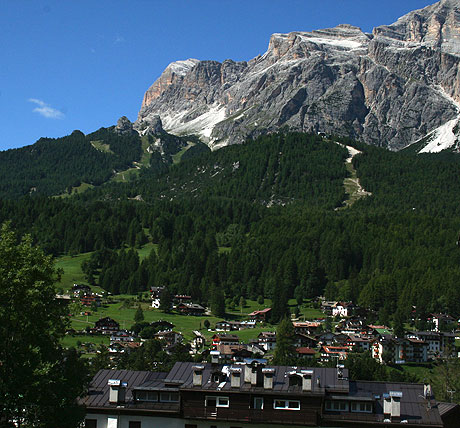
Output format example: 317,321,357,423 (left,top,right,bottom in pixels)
390,391,402,419
192,365,204,387
383,393,391,416
244,361,260,386
108,379,127,404
210,350,220,364
262,368,275,389
230,367,242,388
301,369,313,391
